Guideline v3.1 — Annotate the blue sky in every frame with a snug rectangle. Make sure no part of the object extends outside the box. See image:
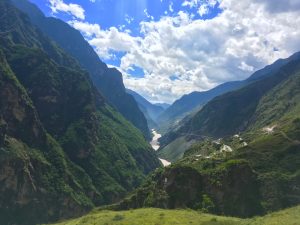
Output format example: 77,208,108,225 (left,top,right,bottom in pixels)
29,0,300,103
30,0,221,68
30,0,221,30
